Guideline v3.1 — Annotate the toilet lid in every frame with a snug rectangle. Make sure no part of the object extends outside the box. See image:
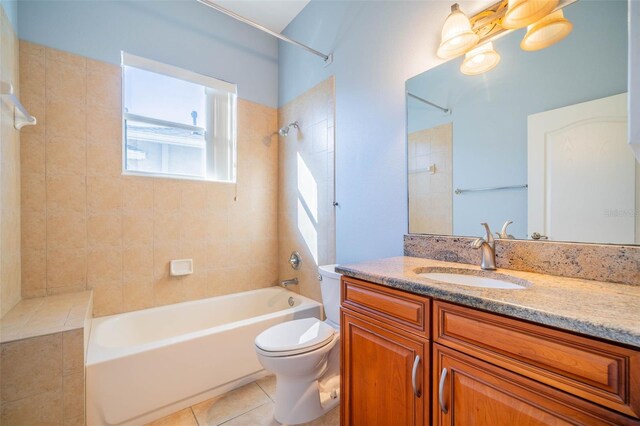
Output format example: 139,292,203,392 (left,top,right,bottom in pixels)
255,318,335,354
